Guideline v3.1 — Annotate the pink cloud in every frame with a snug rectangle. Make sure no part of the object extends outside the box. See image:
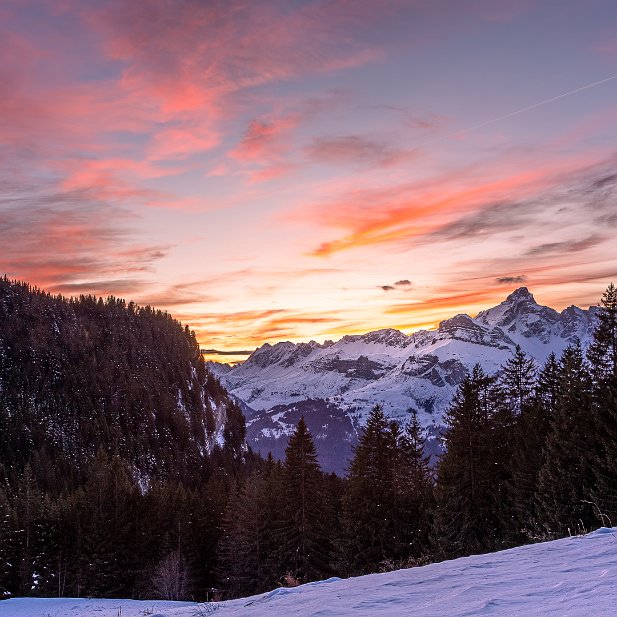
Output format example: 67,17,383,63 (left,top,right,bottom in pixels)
304,135,417,168
1,0,393,210
230,117,299,163
0,183,169,293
